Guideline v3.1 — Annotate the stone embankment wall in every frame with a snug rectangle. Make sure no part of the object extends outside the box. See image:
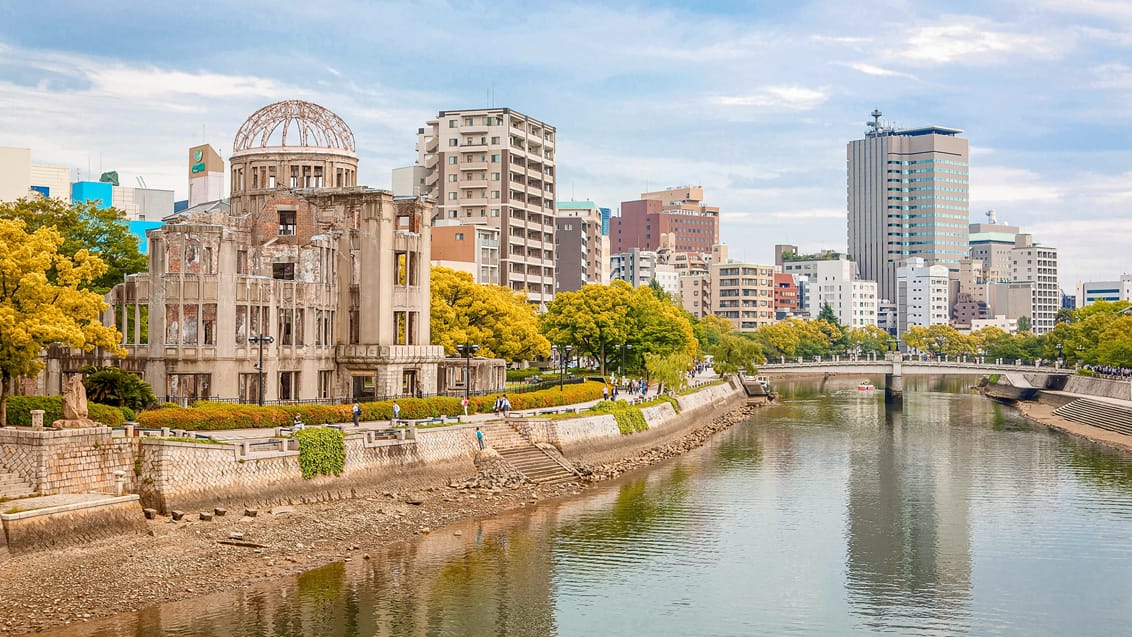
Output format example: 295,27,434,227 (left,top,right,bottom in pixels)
0,427,136,495
525,380,744,466
1,496,146,556
1062,377,1131,401
141,427,480,514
